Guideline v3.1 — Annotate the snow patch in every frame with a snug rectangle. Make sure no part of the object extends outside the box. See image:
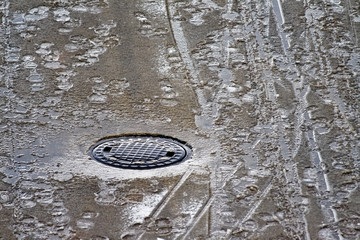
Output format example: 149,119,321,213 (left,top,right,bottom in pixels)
128,191,167,222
